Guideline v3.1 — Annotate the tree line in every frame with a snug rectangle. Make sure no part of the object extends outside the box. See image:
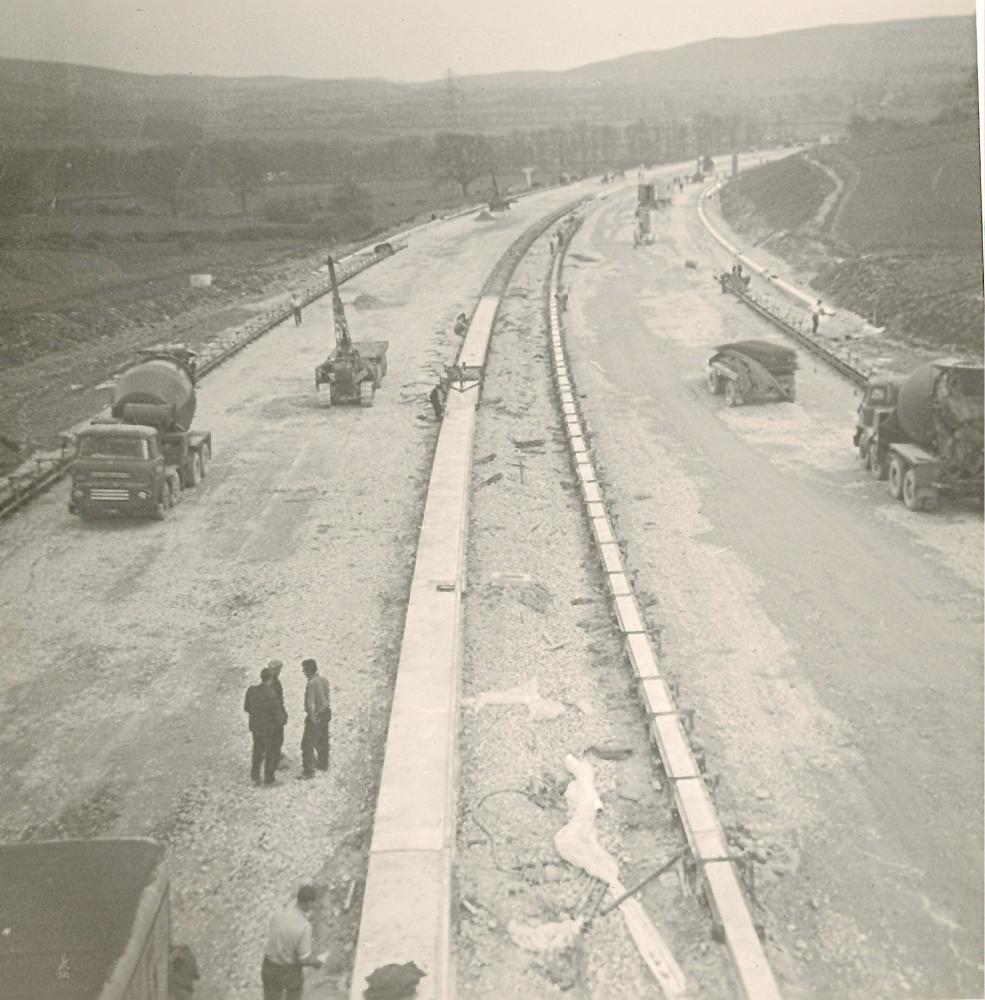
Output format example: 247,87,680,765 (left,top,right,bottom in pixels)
0,112,766,221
